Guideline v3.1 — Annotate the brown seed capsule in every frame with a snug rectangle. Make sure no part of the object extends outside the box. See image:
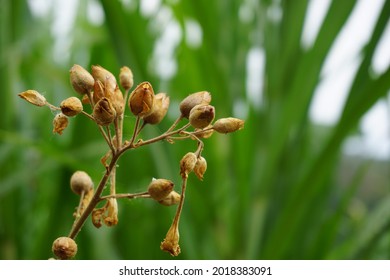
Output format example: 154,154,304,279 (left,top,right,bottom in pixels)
194,156,207,181
93,80,105,104
143,93,170,125
179,91,211,118
194,125,214,139
119,66,134,91
53,113,69,135
91,65,117,93
128,82,154,117
60,97,83,117
213,117,245,134
92,208,105,228
70,171,93,195
158,191,181,206
103,198,118,227
69,64,94,95
148,178,174,201
18,90,46,107
189,104,215,129
52,237,77,260
160,222,181,256
111,86,124,116
180,152,197,178
93,97,116,126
